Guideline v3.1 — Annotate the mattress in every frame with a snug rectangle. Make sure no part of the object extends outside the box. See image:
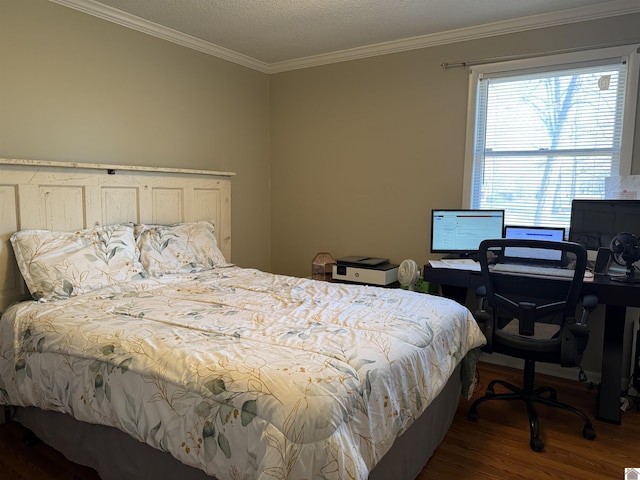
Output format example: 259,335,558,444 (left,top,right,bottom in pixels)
0,266,485,479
